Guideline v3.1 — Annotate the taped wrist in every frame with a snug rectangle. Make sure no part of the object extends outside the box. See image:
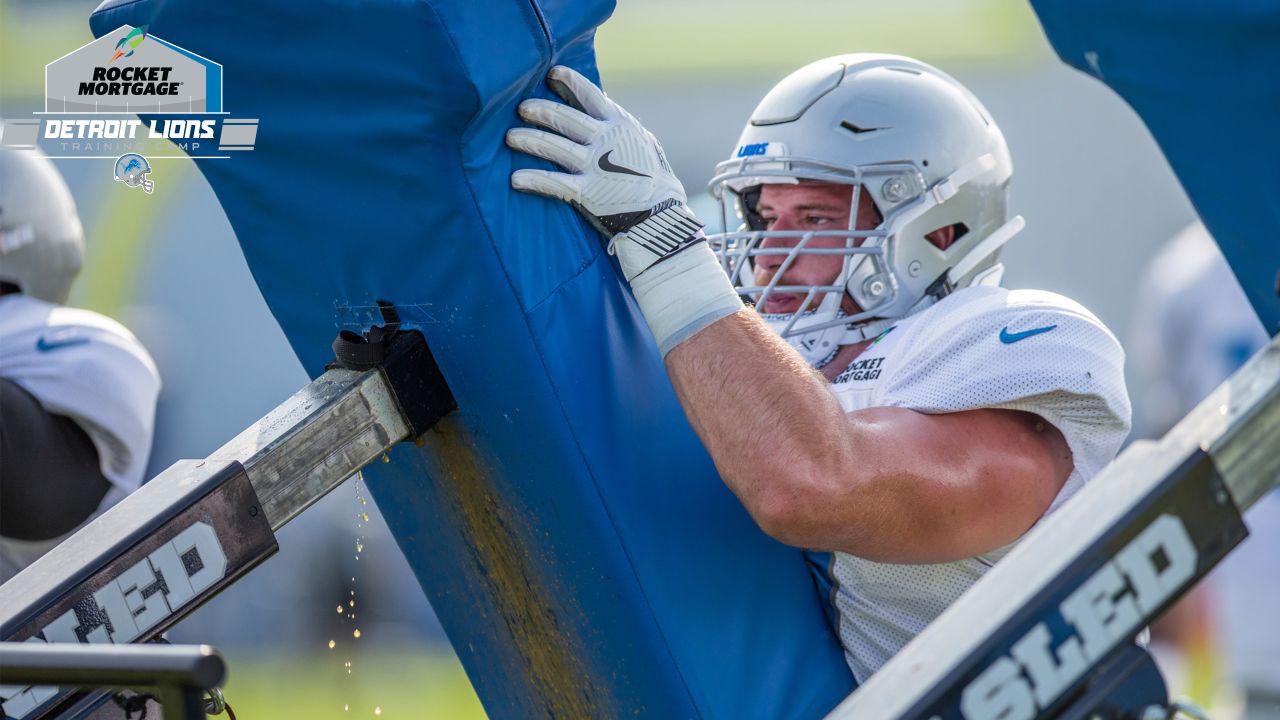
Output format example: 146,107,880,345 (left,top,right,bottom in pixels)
608,201,706,281
628,239,744,357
